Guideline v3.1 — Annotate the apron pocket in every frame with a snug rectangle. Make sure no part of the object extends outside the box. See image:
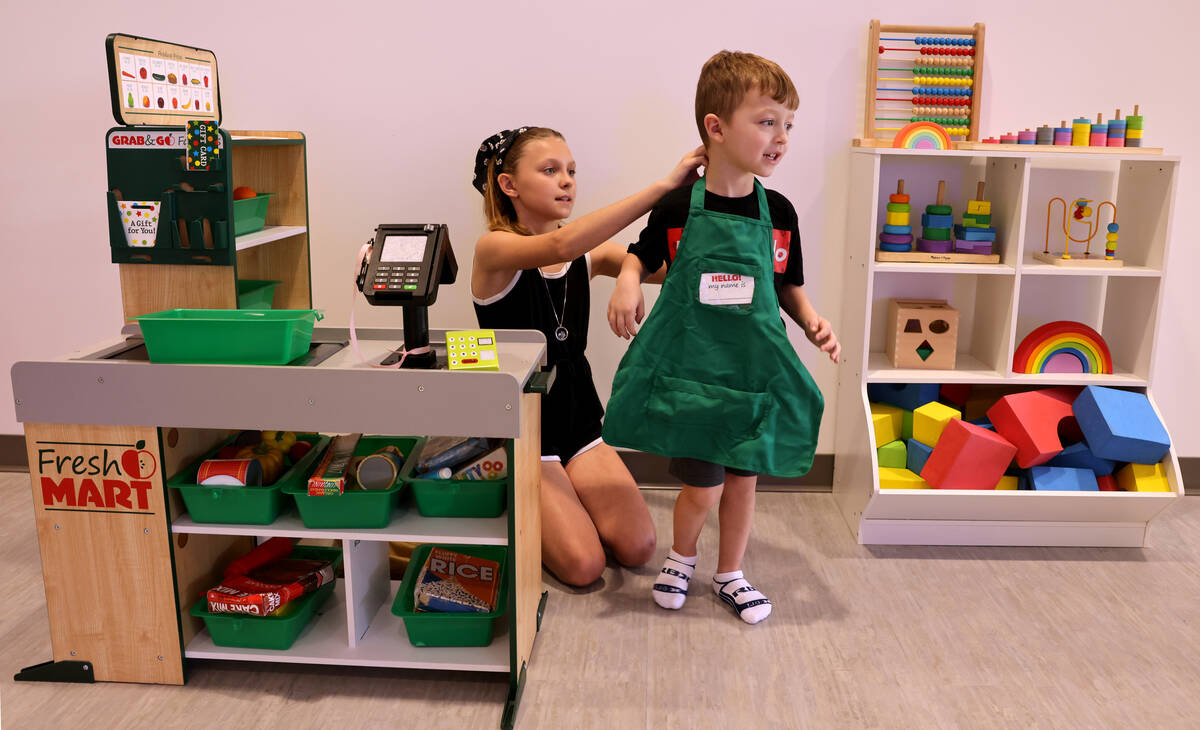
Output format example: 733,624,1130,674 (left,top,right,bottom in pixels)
693,256,763,314
646,374,772,439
